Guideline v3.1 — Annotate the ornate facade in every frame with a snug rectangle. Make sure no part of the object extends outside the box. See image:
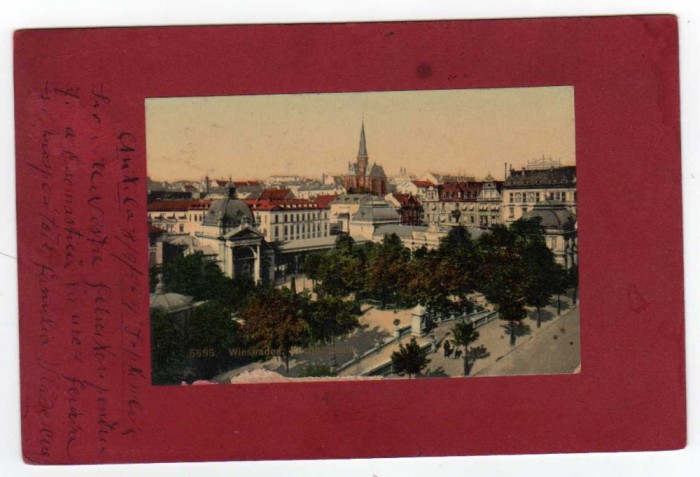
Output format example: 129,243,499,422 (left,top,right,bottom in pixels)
503,165,577,223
